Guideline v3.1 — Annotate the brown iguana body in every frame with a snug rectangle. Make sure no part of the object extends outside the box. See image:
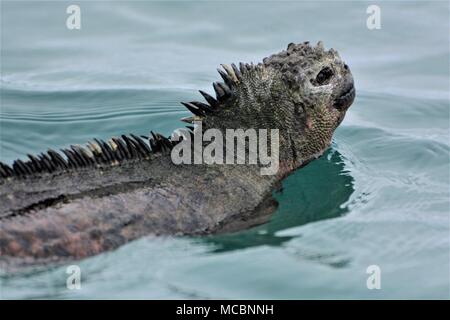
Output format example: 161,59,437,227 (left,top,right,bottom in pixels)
0,42,355,266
